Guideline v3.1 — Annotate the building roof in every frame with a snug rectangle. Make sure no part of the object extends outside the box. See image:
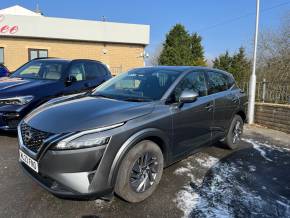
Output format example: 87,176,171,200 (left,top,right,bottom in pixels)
0,5,41,16
0,6,150,45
